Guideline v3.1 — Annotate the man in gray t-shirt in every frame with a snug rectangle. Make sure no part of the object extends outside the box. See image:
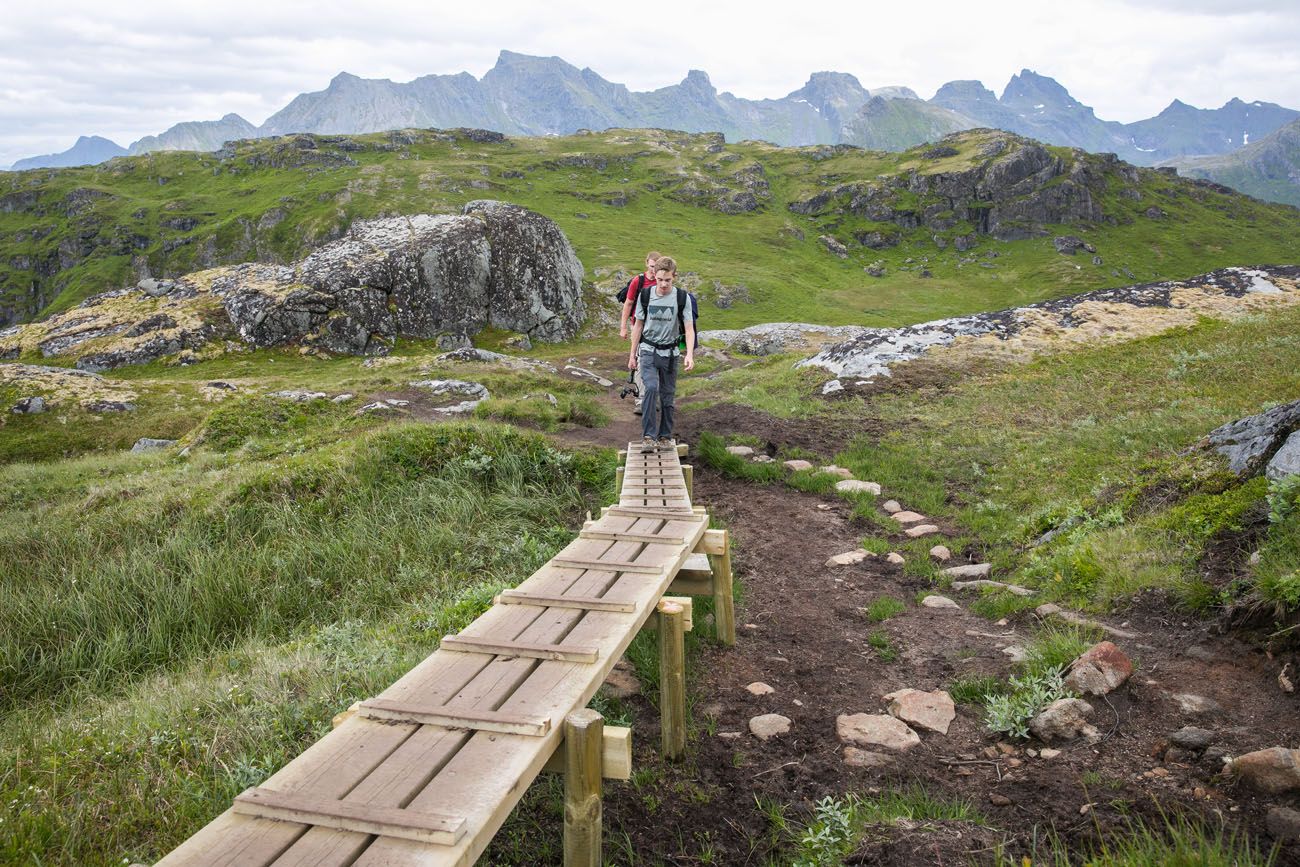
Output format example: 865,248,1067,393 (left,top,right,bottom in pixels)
627,256,696,452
